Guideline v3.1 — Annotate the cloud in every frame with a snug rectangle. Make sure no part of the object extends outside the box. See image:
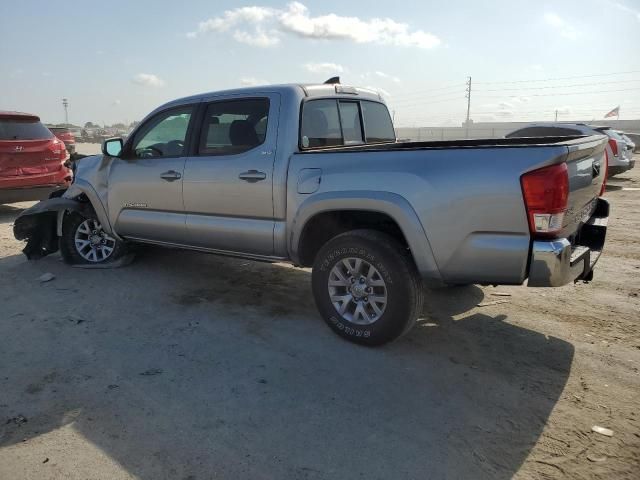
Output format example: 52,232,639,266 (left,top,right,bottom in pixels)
543,13,578,39
374,71,400,83
233,29,280,46
607,1,640,22
240,77,269,86
304,62,344,74
132,73,165,87
188,2,440,49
